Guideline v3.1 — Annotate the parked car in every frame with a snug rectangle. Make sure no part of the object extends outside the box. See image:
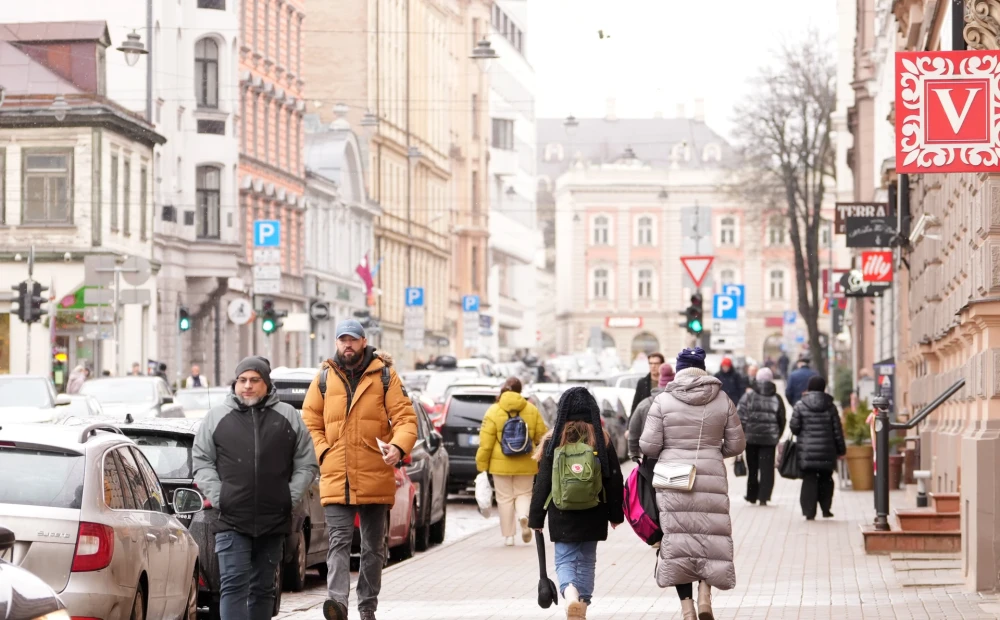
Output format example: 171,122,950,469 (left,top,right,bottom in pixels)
269,367,418,564
79,377,184,420
438,388,498,494
398,371,433,393
61,394,106,419
0,526,67,620
173,387,230,418
0,422,204,620
420,371,480,428
590,387,630,461
407,397,449,550
0,375,72,423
